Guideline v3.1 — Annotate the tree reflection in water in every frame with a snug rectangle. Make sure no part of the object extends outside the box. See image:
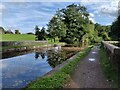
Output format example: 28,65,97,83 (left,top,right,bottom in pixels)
35,51,45,60
35,49,66,68
35,52,39,59
46,49,66,68
34,47,76,68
